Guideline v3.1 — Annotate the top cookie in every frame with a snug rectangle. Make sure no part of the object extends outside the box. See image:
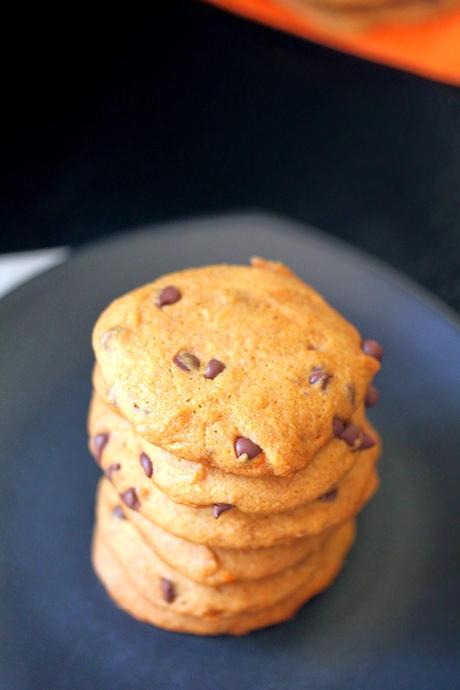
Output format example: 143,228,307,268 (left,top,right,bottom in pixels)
92,258,380,476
